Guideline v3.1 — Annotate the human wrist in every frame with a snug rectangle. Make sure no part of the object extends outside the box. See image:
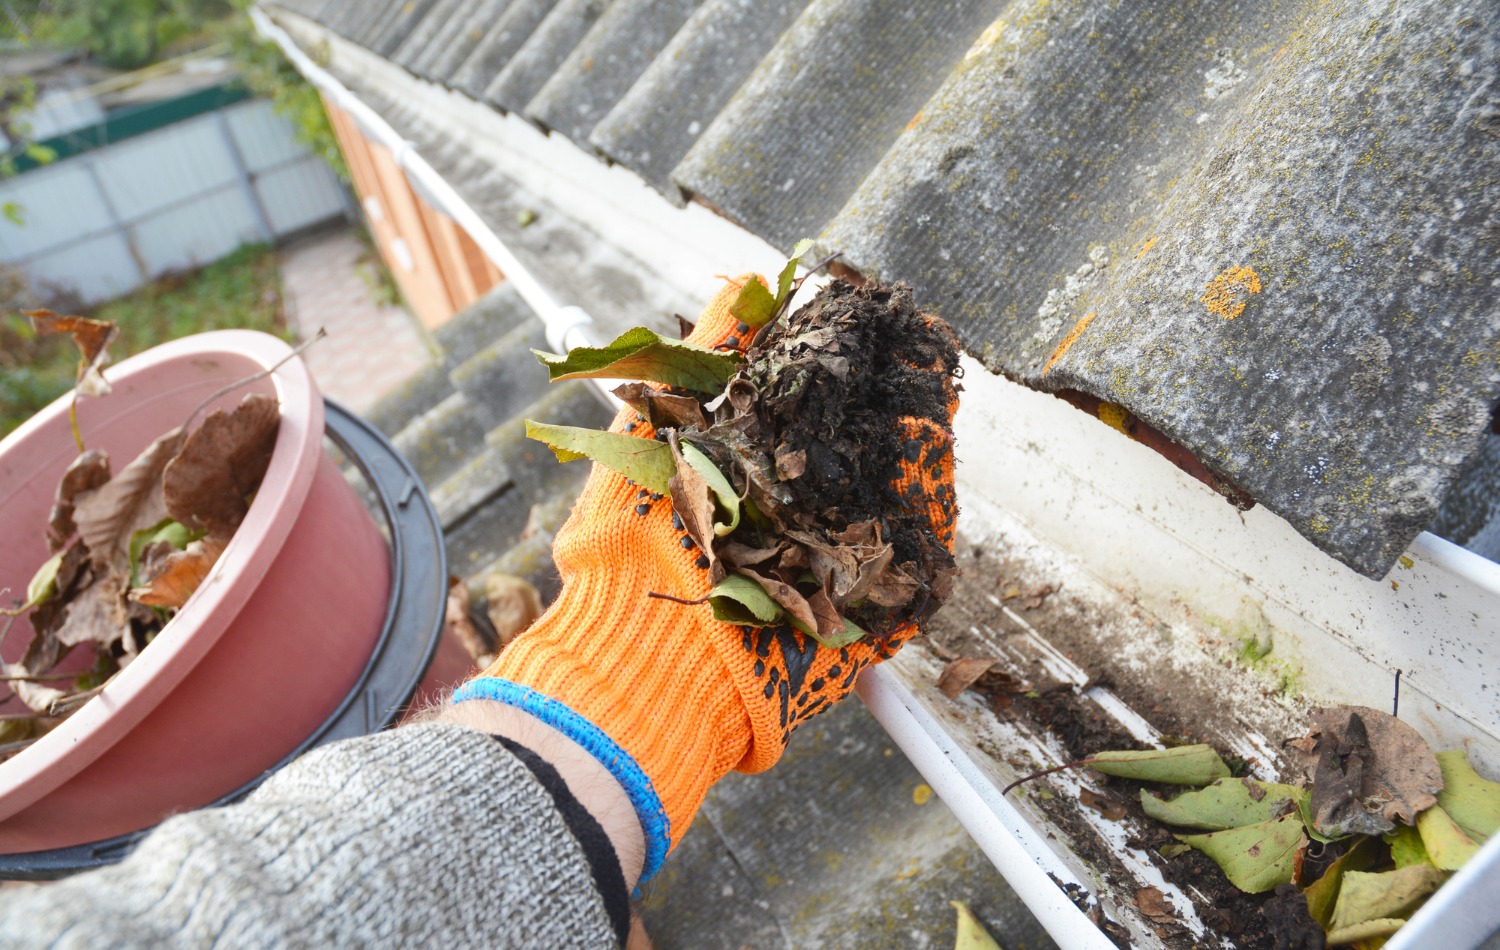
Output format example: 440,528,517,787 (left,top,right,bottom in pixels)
438,697,646,889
